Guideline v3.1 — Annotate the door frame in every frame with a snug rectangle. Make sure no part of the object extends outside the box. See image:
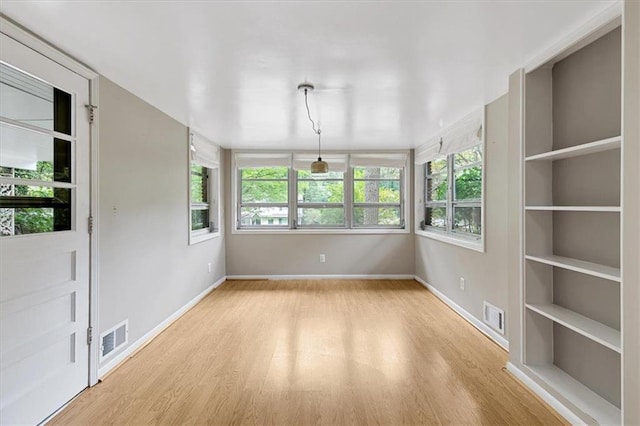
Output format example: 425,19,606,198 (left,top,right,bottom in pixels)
1,15,101,386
